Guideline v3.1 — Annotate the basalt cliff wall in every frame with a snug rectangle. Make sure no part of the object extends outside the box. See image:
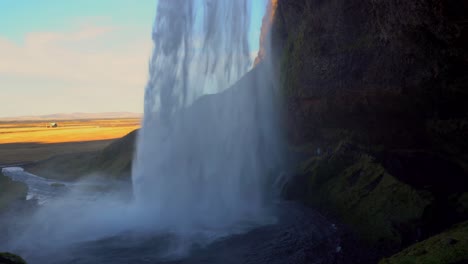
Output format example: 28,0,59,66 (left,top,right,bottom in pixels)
267,0,468,260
